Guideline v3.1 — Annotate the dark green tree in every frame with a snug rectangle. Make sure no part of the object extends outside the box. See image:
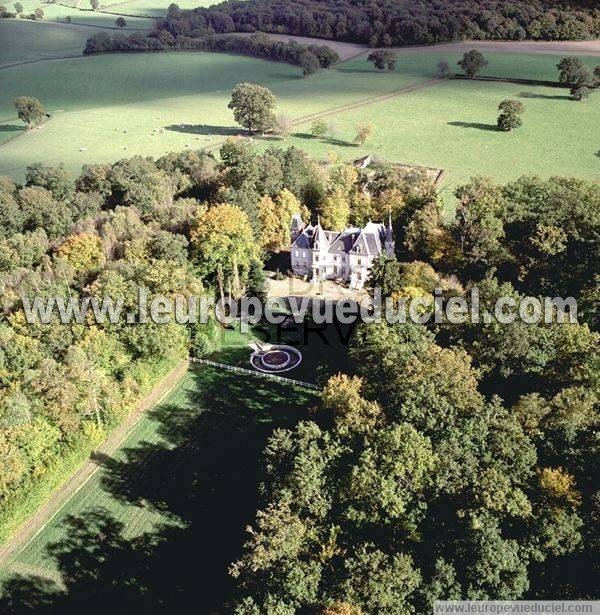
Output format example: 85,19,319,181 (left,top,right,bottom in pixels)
497,99,524,131
367,50,397,71
228,83,277,134
457,50,488,77
13,96,46,128
300,50,320,77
